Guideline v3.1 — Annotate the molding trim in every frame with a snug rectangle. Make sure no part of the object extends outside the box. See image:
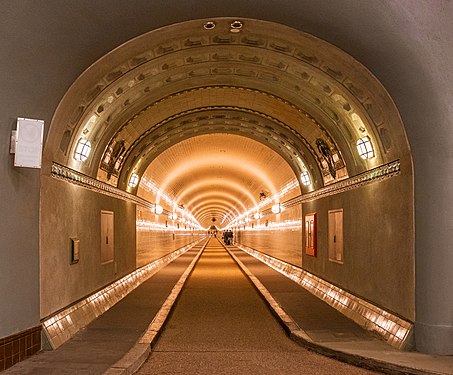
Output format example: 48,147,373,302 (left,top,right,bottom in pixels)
258,160,400,216
51,160,400,217
51,162,154,210
296,159,400,204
